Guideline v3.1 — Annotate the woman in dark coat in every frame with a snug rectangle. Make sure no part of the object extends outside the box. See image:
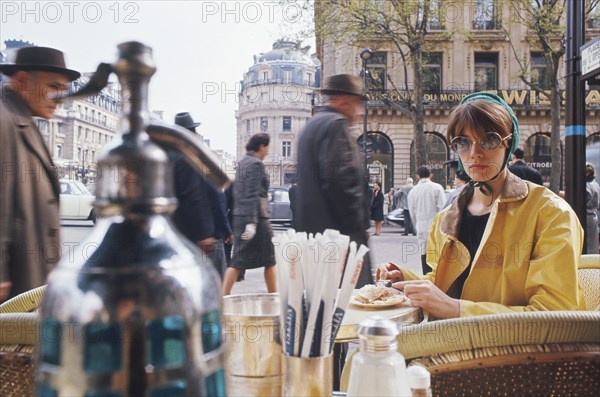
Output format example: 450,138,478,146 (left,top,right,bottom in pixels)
222,133,277,295
371,181,385,235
